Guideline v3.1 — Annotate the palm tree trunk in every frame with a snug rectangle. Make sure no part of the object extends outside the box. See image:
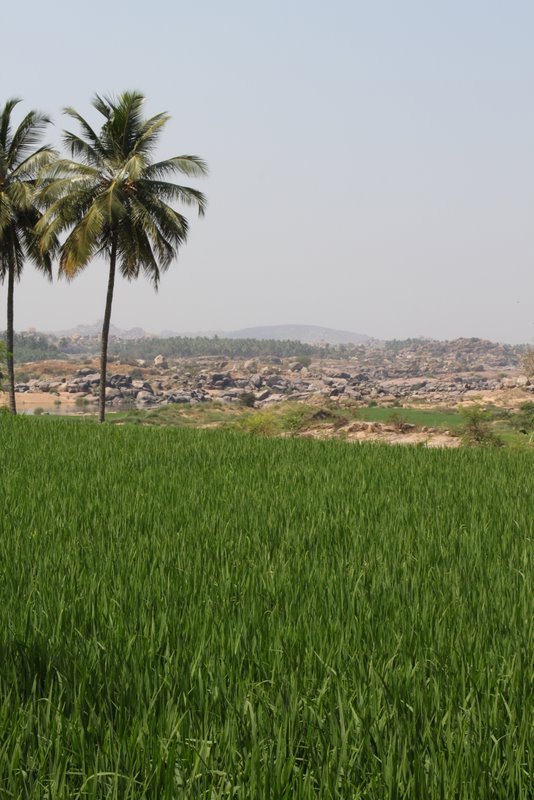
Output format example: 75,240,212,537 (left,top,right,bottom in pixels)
99,237,118,423
6,260,16,415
